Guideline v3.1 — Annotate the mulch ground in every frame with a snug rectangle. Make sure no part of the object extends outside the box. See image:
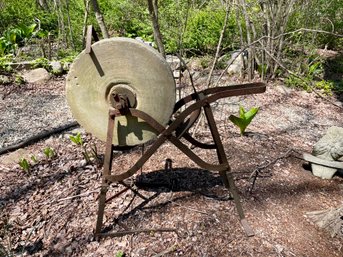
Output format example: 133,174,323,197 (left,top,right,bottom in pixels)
0,75,342,257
